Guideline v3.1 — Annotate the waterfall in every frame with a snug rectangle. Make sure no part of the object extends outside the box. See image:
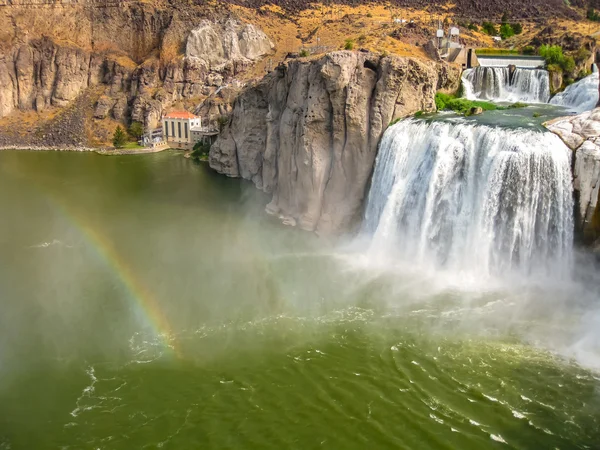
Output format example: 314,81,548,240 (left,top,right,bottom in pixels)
550,69,599,113
463,67,551,103
364,120,573,278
